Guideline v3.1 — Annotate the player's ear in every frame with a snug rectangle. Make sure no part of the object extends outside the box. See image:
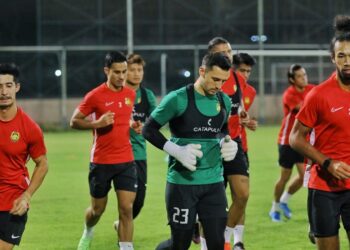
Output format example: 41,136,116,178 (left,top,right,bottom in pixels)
15,83,20,93
288,77,295,84
199,66,206,77
103,67,110,76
